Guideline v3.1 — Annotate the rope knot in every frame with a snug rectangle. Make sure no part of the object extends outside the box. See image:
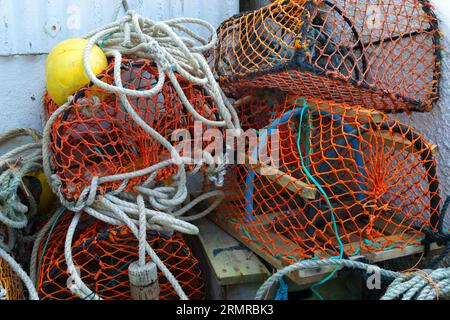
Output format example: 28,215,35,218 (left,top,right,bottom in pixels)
0,169,21,202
